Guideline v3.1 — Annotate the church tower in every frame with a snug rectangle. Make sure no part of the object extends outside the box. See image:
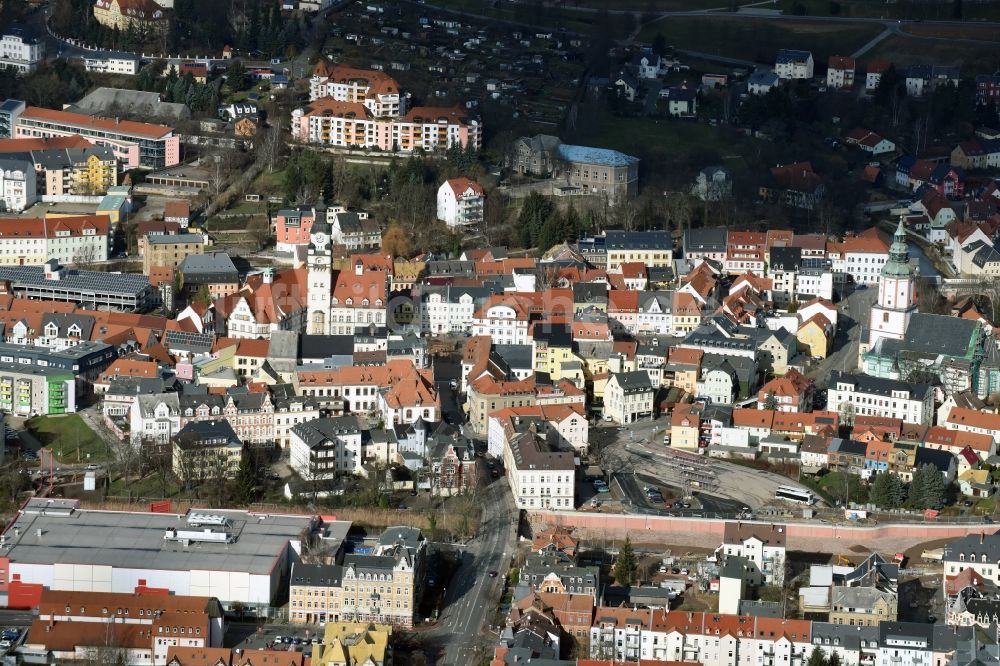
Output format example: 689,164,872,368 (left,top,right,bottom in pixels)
868,217,916,349
307,196,332,335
